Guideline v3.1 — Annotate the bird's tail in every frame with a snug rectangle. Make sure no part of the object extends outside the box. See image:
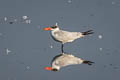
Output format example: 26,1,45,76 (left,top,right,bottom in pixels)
83,60,94,65
82,30,94,35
